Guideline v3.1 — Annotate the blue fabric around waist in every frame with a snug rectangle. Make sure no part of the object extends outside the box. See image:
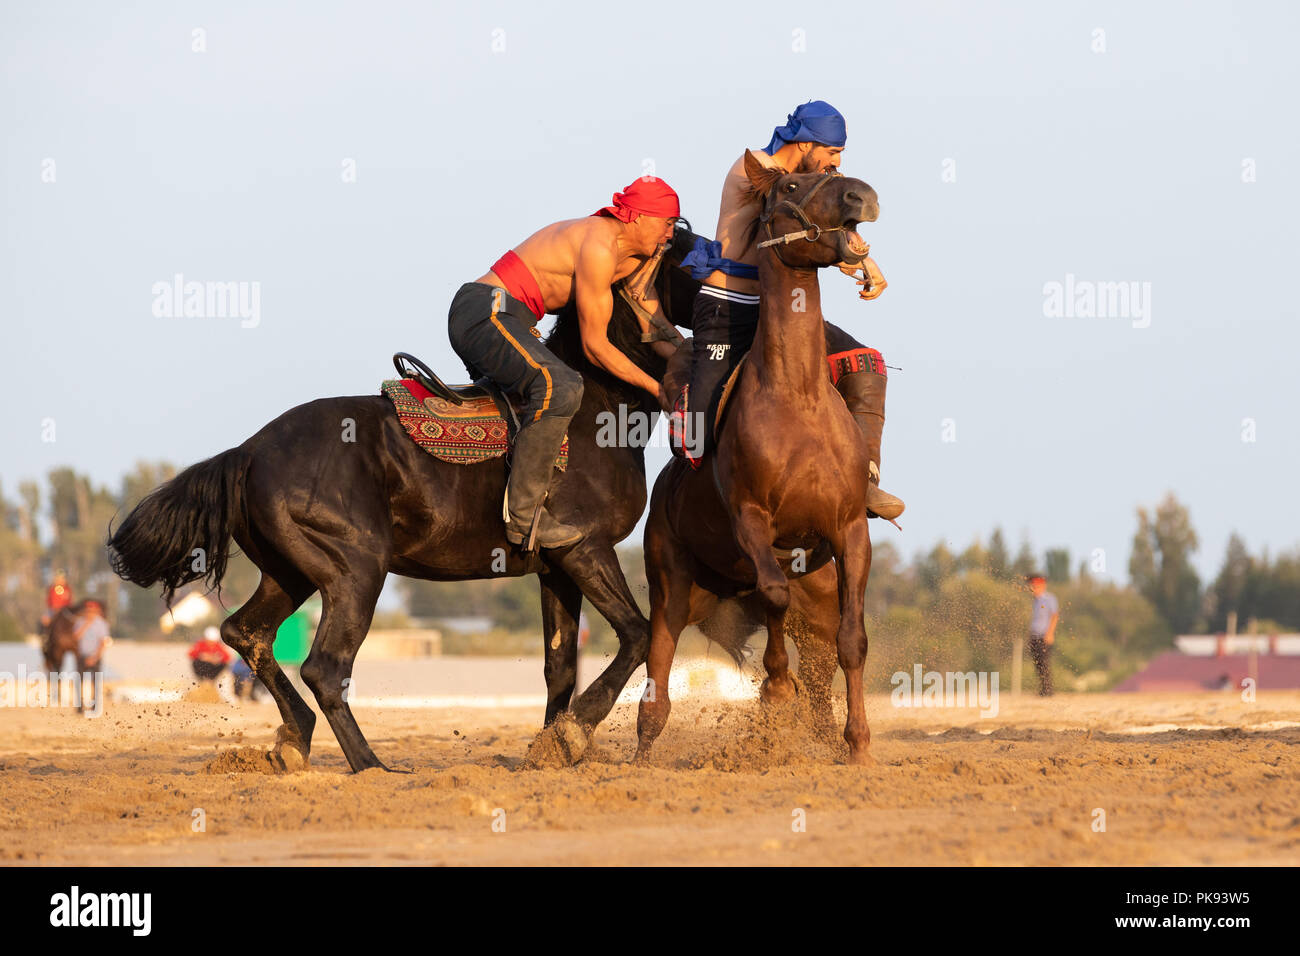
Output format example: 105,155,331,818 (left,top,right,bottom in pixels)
681,238,759,281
